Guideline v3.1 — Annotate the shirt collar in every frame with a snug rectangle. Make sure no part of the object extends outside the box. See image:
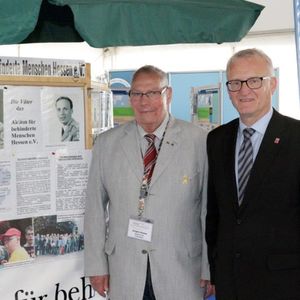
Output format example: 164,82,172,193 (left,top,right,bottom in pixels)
137,113,170,140
239,108,273,136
